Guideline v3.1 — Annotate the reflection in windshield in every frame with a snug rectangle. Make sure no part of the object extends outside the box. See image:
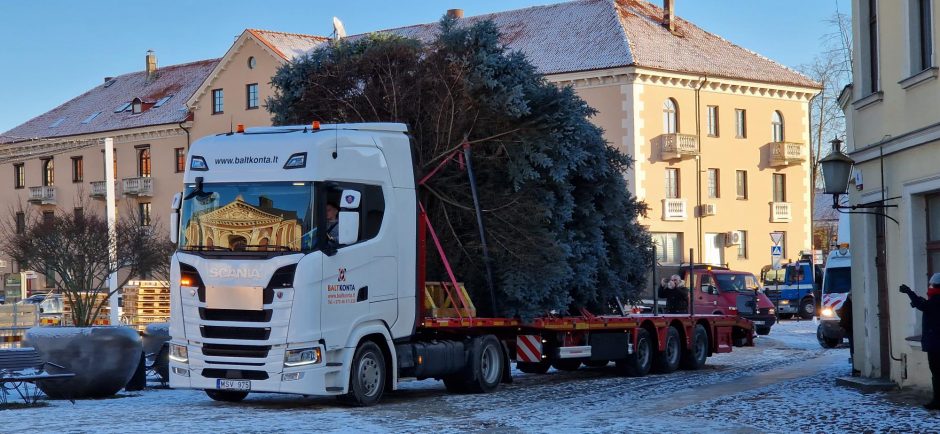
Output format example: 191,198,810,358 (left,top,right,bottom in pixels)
179,182,313,253
715,273,760,292
823,267,851,294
